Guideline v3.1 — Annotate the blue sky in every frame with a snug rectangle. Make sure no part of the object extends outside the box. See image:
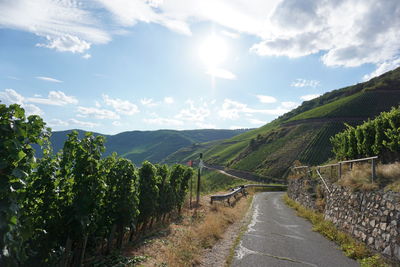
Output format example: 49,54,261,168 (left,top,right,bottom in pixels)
1,0,399,134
